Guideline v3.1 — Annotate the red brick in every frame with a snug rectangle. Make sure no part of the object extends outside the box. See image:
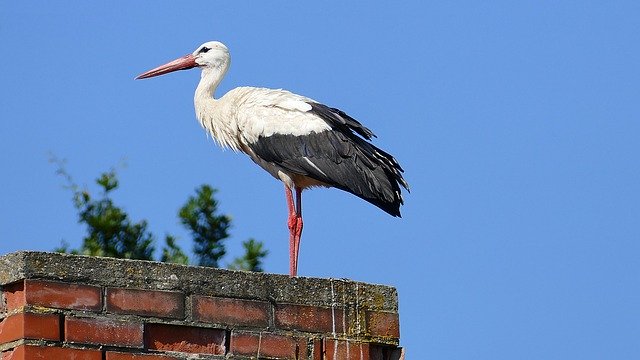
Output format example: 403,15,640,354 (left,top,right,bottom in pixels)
275,303,344,333
366,311,400,339
231,332,307,359
0,312,60,344
144,323,225,355
5,280,102,311
66,316,143,347
323,339,370,360
3,282,25,312
310,338,325,360
107,288,184,319
106,351,182,360
2,344,101,360
192,296,269,327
